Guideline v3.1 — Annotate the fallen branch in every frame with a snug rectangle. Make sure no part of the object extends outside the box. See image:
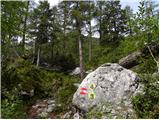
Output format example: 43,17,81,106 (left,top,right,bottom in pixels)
146,44,159,68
